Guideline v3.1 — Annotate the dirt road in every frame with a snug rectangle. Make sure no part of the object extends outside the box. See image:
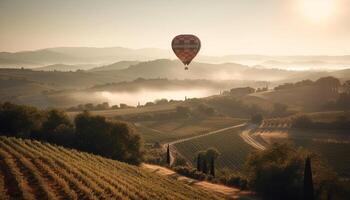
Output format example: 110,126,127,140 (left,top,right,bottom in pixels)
240,128,266,150
142,163,256,199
